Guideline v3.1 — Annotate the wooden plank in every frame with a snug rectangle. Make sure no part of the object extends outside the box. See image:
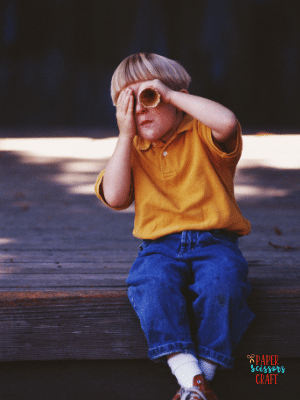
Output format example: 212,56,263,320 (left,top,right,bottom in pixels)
0,285,299,361
0,274,129,288
1,251,299,265
236,290,300,356
0,259,299,292
0,250,137,263
0,262,132,273
1,260,299,271
0,290,148,361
